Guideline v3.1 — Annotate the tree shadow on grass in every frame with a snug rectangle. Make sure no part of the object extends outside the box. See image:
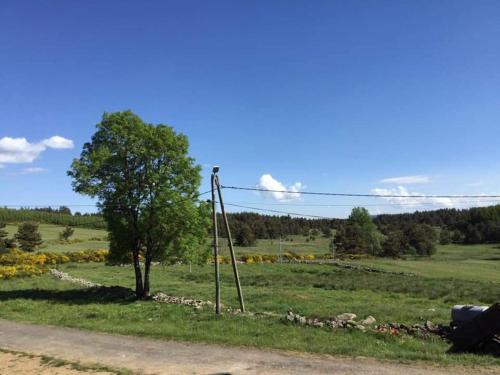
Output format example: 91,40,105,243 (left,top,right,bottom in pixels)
0,286,137,305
